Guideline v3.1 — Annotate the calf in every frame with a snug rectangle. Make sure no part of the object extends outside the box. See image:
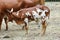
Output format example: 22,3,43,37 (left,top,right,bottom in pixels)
7,8,40,34
7,4,50,35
